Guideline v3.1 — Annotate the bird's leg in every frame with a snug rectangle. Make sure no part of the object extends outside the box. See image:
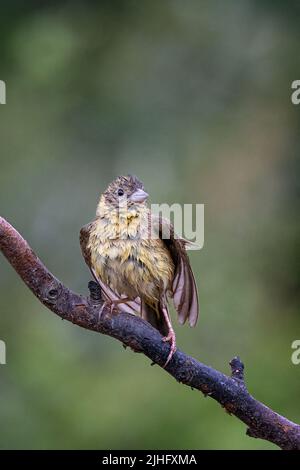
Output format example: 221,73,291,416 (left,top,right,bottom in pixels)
161,305,177,367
